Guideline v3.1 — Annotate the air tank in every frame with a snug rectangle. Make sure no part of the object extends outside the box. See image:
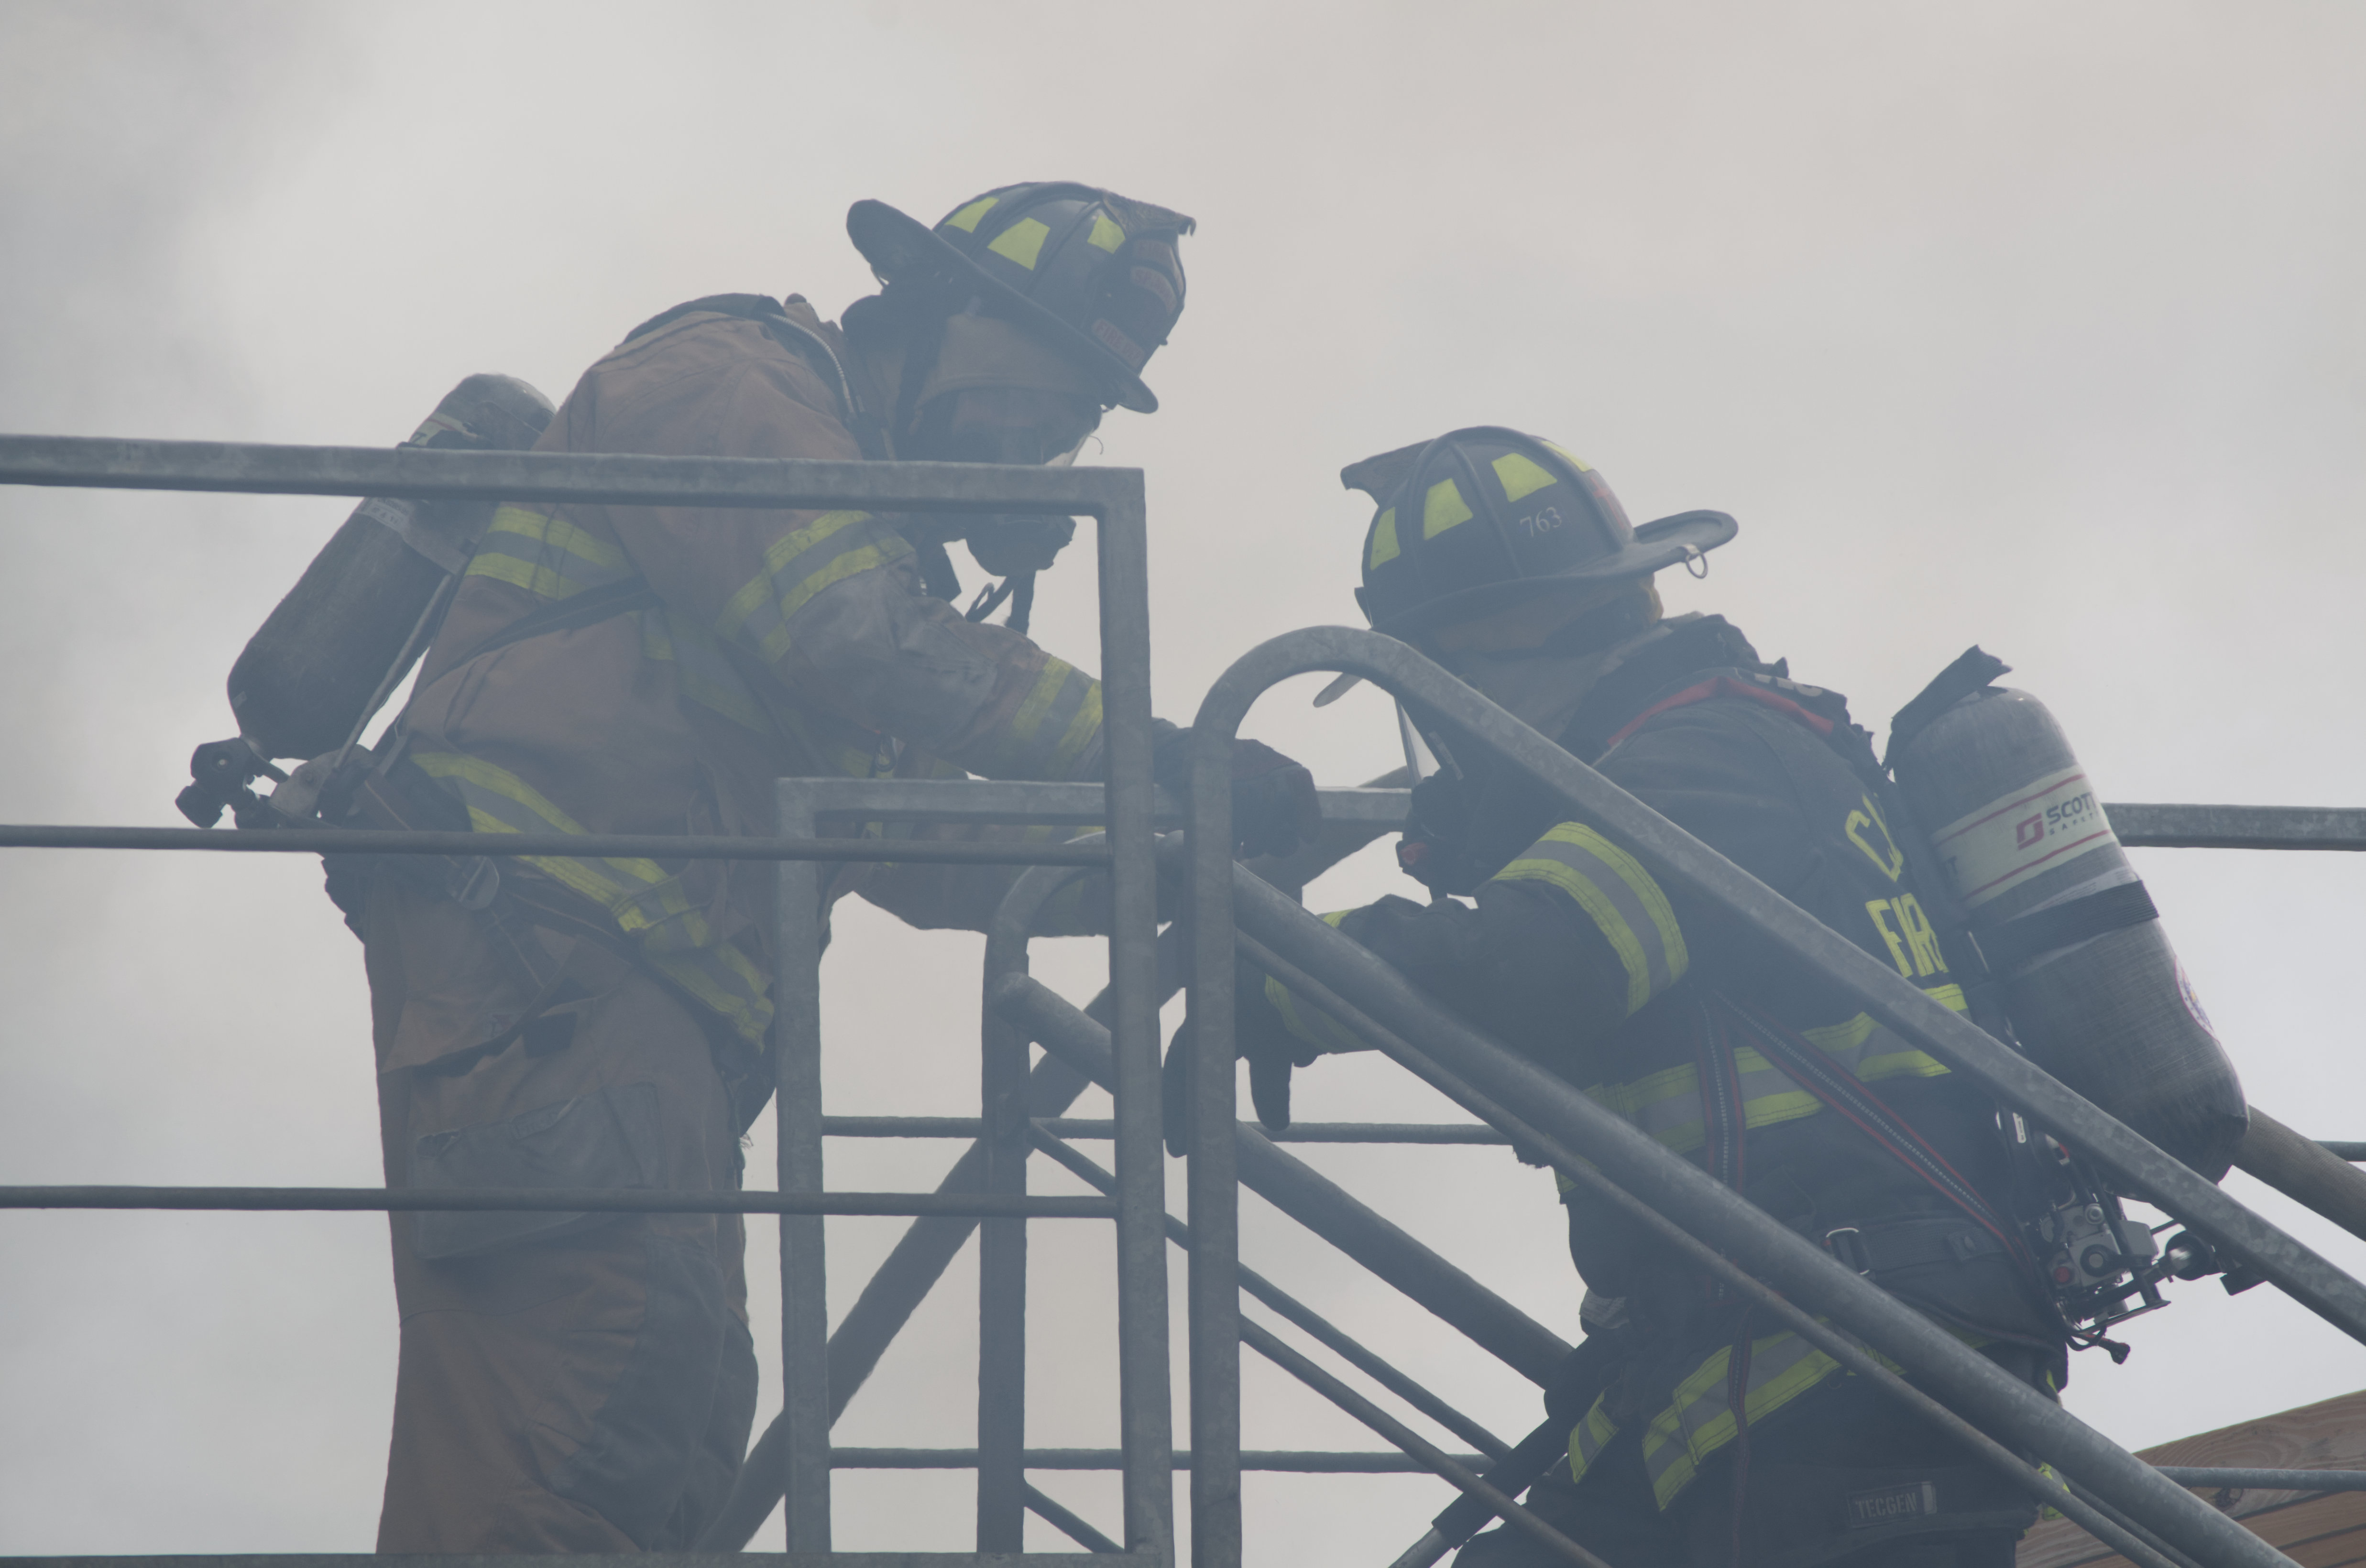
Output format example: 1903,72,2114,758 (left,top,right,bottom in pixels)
227,373,553,761
1893,686,2247,1181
